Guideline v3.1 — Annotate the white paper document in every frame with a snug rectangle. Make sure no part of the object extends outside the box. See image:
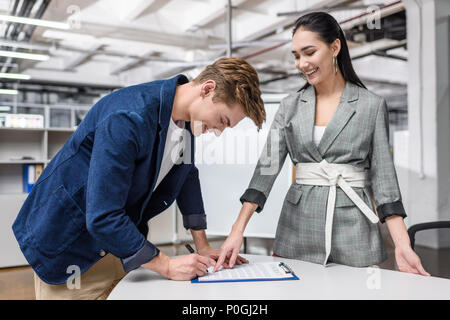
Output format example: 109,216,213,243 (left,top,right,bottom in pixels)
193,262,298,283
